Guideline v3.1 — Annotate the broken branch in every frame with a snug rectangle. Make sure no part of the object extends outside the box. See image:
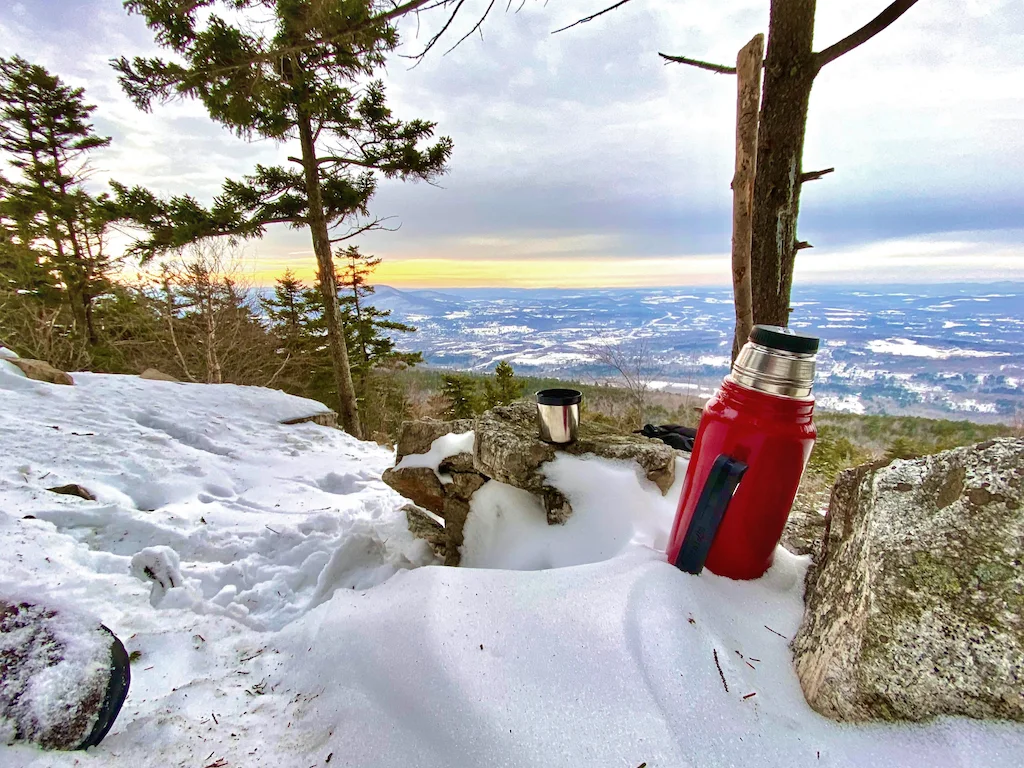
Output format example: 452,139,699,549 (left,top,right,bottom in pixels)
800,167,835,183
658,53,737,74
